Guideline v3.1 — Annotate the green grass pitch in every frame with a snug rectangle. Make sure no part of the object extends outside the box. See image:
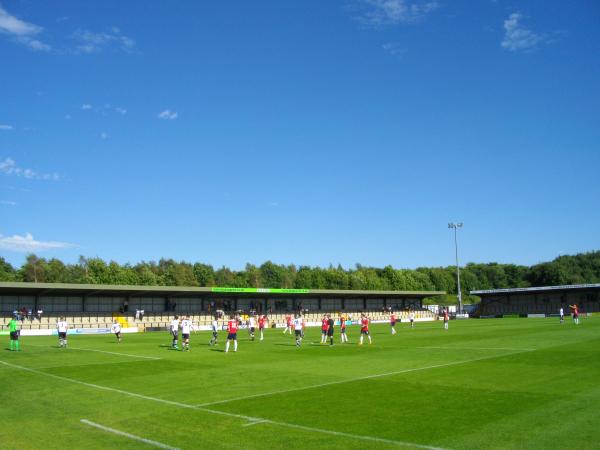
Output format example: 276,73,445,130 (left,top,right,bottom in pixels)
1,318,599,449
